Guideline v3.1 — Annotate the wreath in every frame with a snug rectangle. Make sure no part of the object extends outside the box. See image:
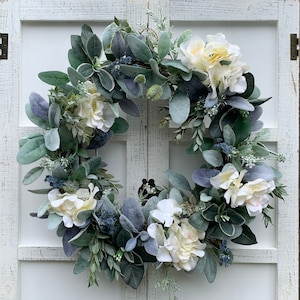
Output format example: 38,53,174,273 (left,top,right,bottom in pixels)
17,12,286,296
